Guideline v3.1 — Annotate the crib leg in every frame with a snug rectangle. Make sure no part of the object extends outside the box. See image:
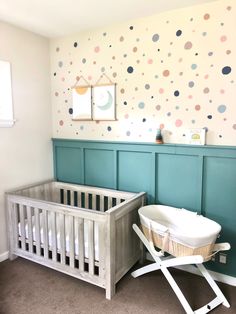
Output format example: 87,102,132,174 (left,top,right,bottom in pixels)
106,283,116,300
197,264,230,308
9,252,18,261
